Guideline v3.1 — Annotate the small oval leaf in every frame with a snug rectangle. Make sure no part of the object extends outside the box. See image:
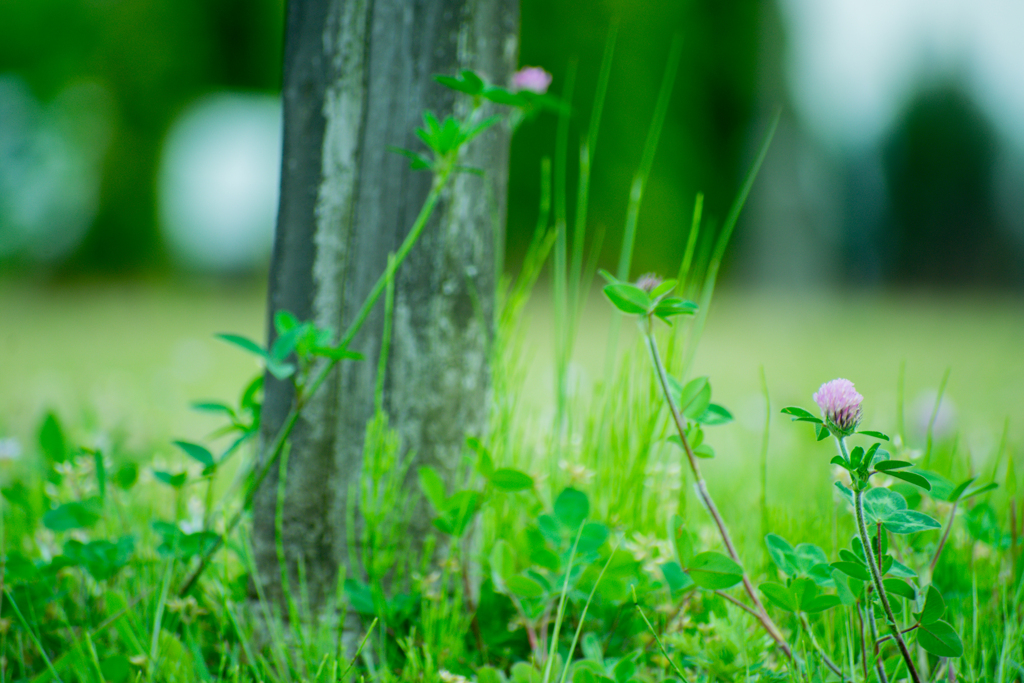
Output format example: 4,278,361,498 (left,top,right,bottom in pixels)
603,284,650,315
830,561,871,582
173,441,215,468
886,470,932,491
554,487,589,530
687,551,743,590
216,333,267,358
759,582,798,612
916,620,964,658
490,468,535,492
916,585,946,624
